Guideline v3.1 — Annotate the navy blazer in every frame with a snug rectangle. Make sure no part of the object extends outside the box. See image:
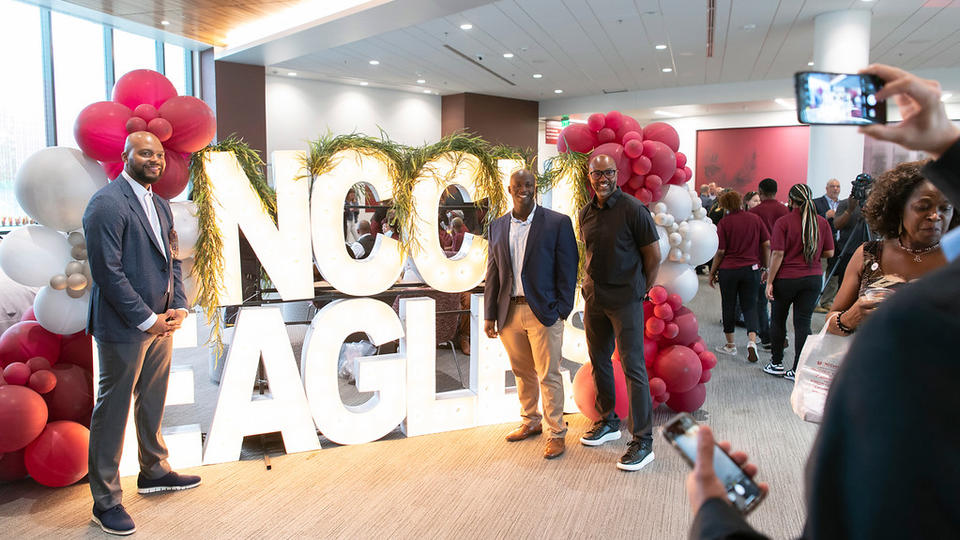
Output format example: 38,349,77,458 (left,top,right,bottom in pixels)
83,177,187,343
484,205,578,331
